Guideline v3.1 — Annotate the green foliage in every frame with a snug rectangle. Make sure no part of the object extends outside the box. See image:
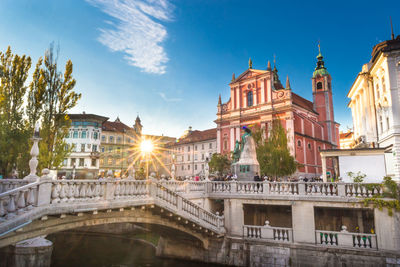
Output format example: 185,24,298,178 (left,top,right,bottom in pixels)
0,47,32,176
0,44,81,177
347,171,366,183
208,153,231,177
363,176,400,216
253,119,297,178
